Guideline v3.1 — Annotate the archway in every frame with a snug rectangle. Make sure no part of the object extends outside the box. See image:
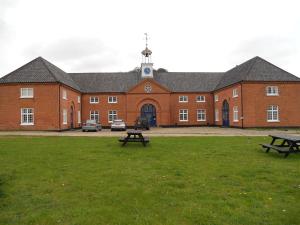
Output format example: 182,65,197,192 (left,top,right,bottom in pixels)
222,100,229,127
141,104,157,127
